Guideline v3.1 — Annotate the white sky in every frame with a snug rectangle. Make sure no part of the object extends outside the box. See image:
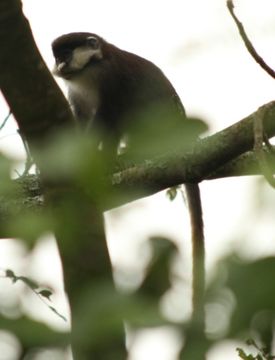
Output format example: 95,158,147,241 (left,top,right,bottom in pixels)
0,1,275,359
